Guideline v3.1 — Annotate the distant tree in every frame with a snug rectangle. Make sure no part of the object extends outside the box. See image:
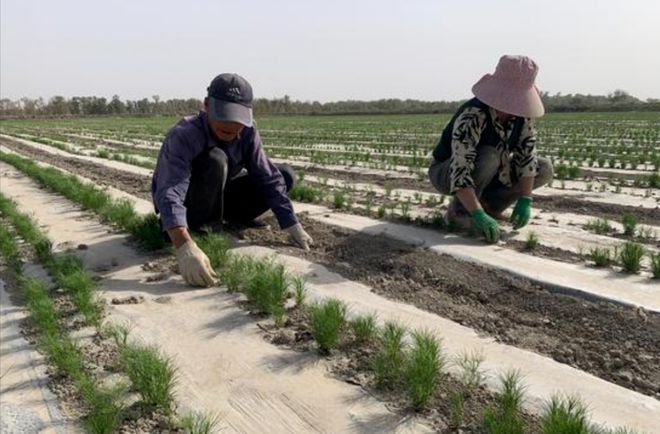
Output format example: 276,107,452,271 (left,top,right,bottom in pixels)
108,95,126,115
